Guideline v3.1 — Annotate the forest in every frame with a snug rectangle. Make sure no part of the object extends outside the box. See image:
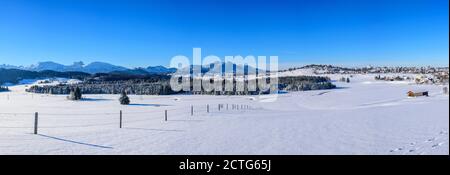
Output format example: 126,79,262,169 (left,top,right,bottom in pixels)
26,75,336,95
